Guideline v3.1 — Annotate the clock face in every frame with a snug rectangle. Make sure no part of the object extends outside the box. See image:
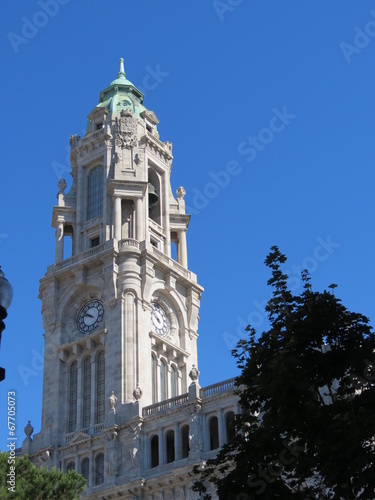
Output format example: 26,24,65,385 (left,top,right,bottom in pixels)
77,300,104,334
151,302,170,337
